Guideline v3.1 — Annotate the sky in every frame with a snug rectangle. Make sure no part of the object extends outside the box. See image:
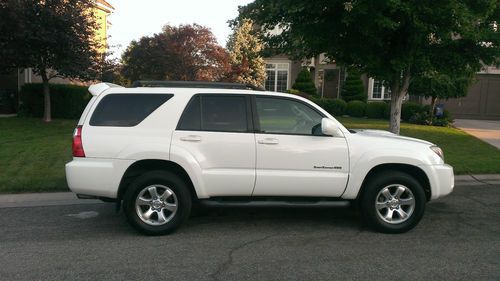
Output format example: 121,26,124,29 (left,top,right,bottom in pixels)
107,0,254,59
